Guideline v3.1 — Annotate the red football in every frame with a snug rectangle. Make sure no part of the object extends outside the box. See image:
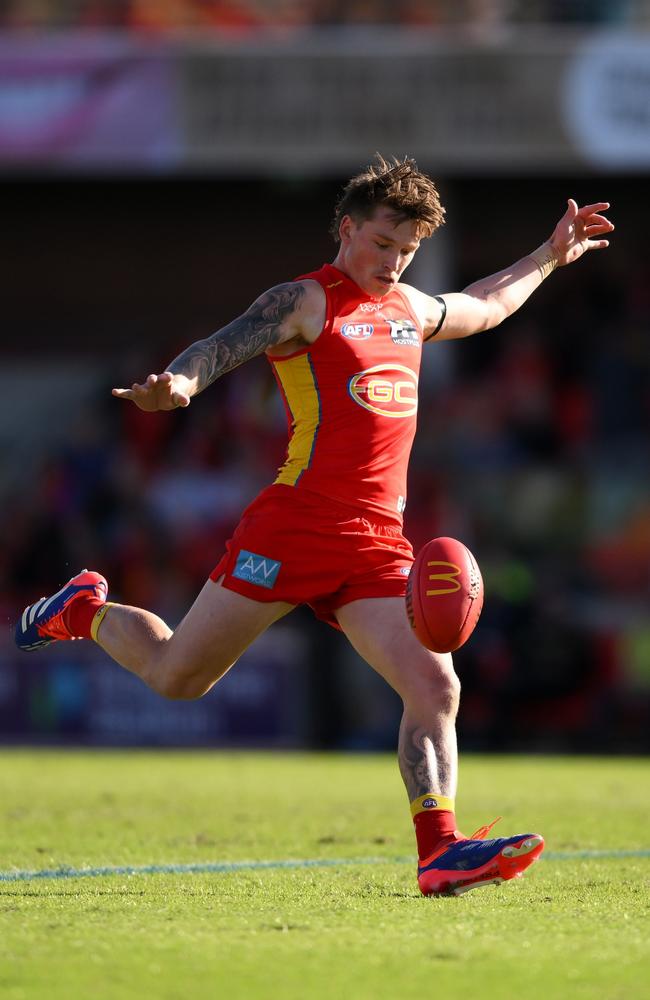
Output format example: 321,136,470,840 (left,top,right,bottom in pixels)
405,537,484,654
